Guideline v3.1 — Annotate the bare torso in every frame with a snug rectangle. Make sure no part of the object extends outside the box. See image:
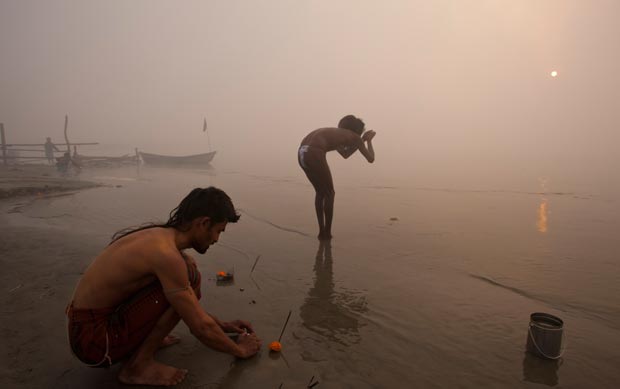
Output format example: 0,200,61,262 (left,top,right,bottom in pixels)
300,127,362,152
71,227,187,310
